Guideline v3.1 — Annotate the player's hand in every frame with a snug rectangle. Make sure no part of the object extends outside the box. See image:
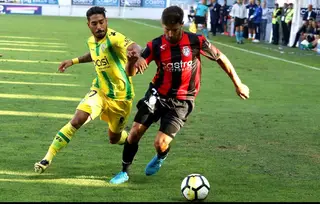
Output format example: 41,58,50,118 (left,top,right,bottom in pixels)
127,50,140,63
134,57,148,74
235,83,249,100
58,59,73,73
